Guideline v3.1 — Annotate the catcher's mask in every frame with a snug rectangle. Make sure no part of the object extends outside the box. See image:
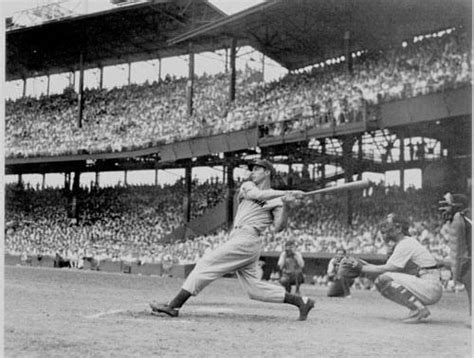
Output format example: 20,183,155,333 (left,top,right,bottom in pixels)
379,213,410,243
439,192,469,221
